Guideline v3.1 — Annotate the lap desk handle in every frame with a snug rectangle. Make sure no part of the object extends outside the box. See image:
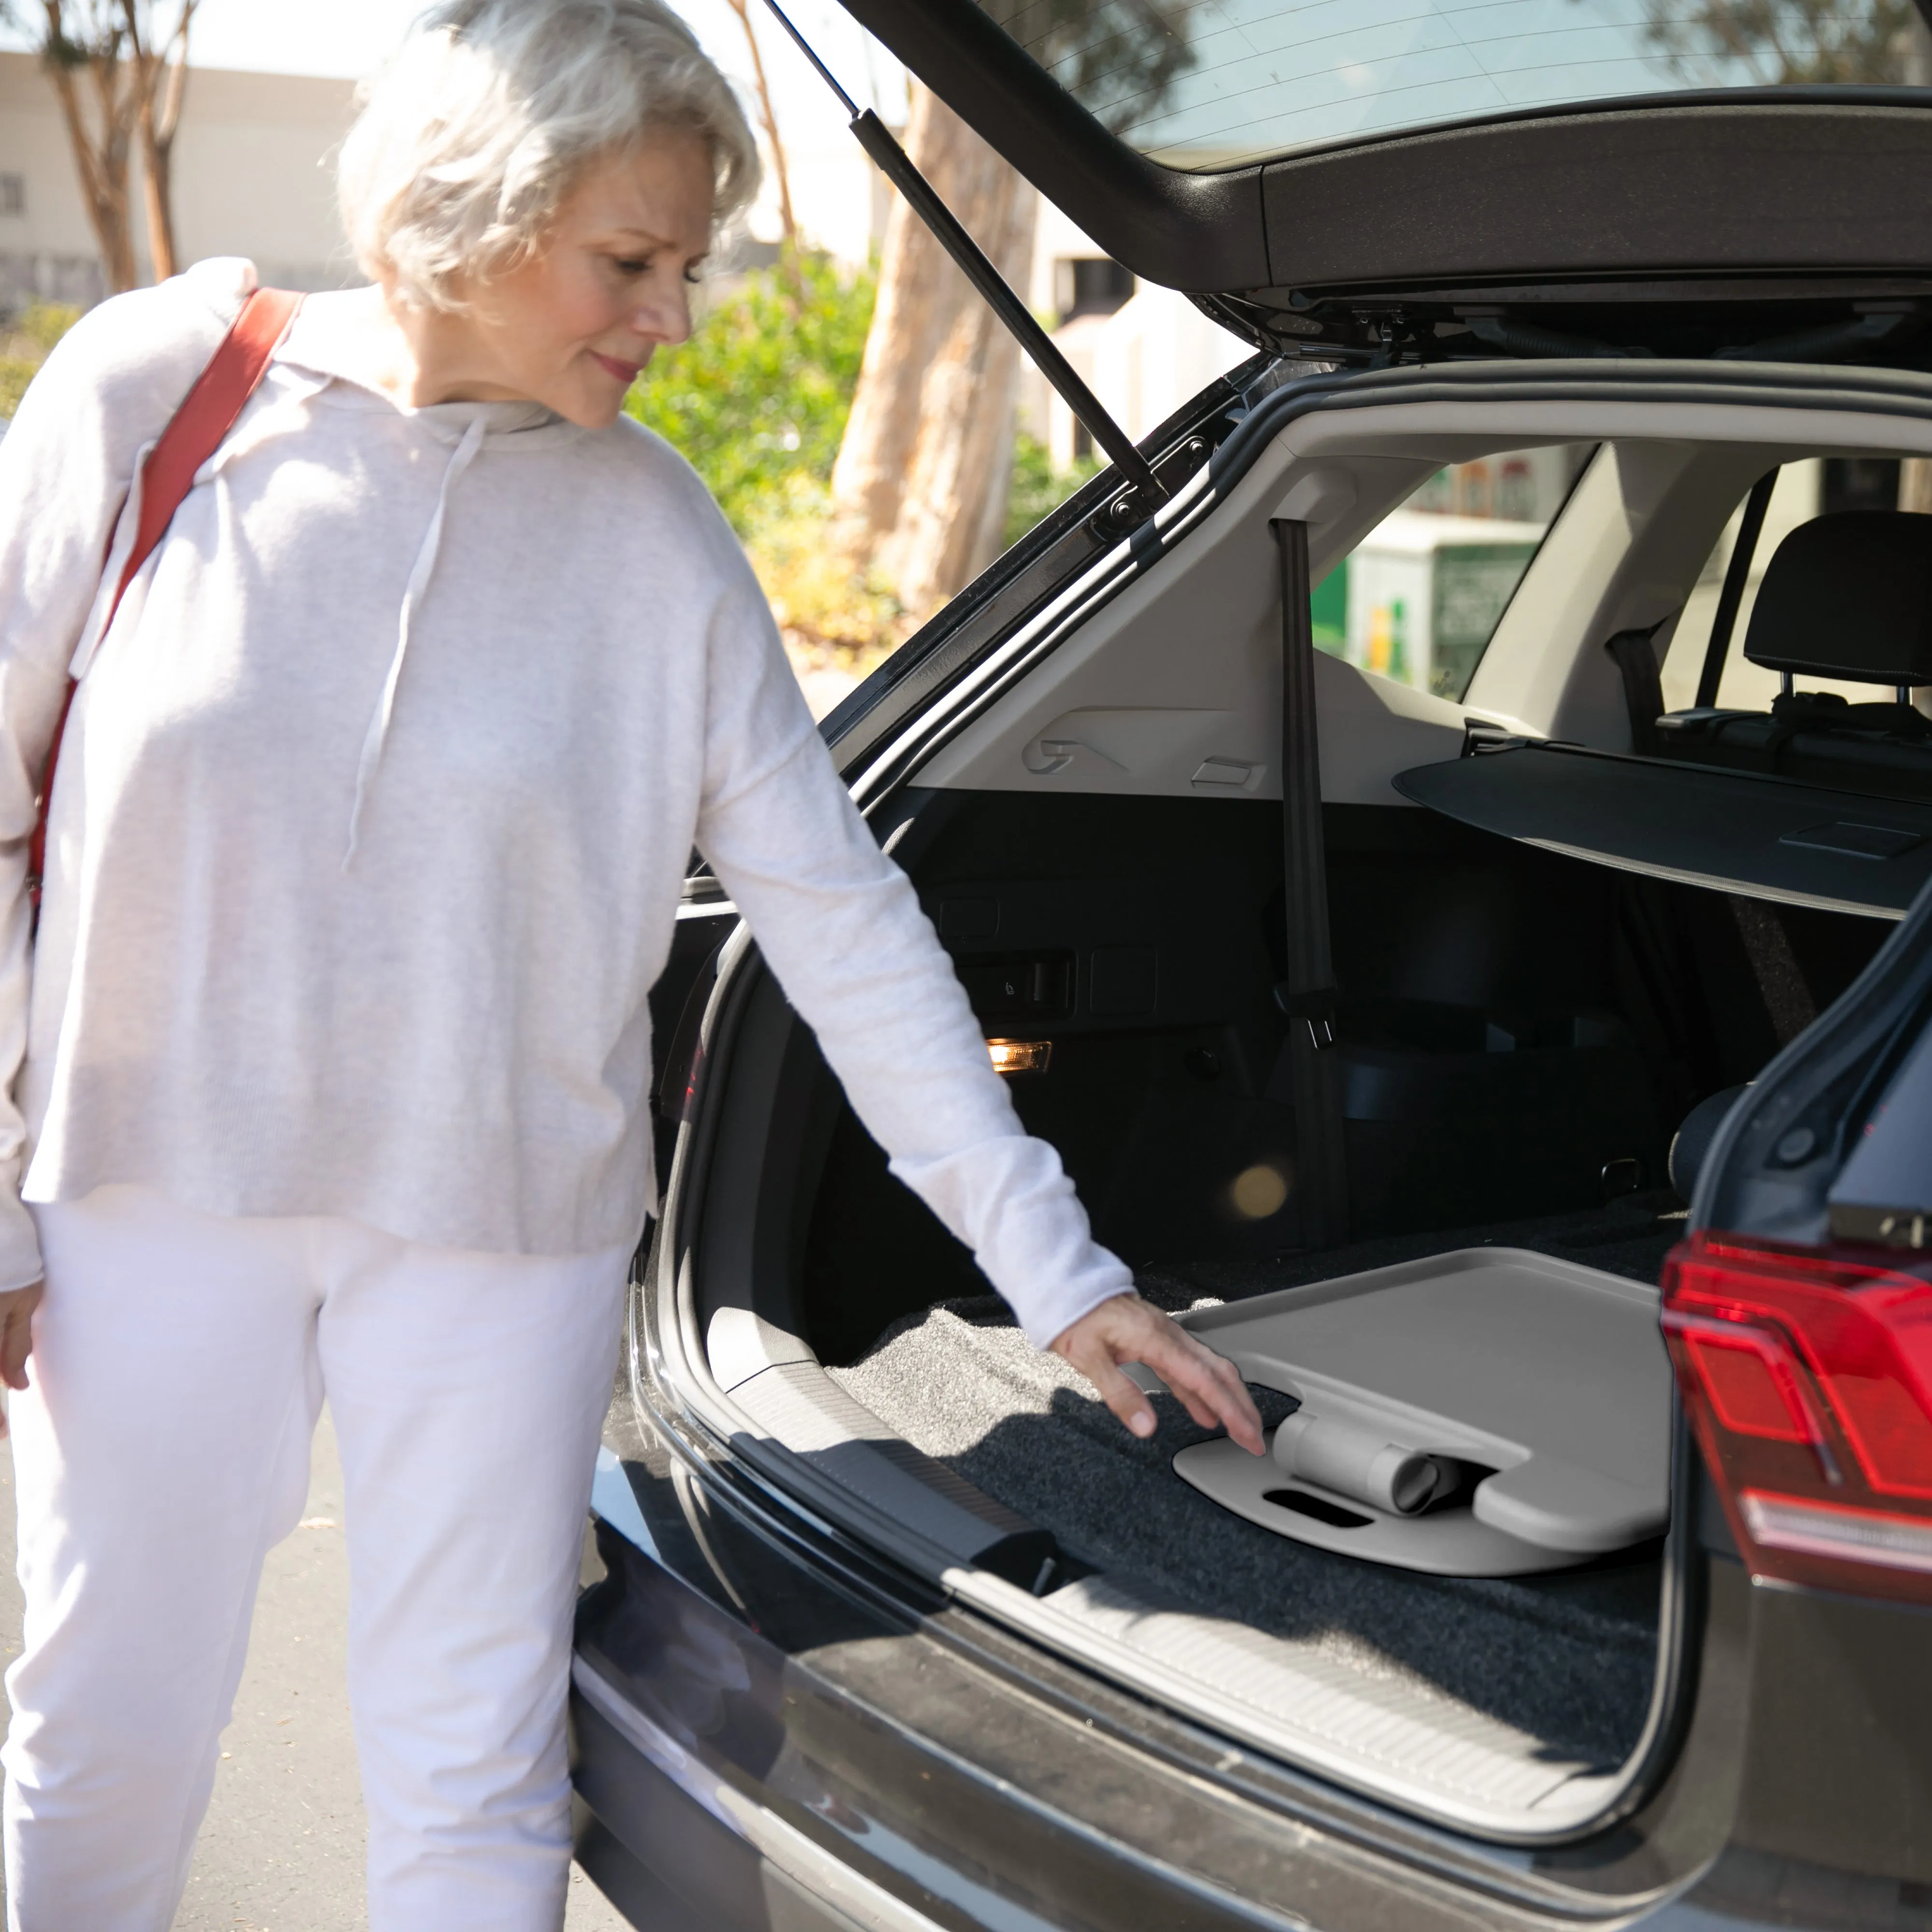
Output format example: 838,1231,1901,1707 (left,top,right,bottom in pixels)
1273,1410,1449,1518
